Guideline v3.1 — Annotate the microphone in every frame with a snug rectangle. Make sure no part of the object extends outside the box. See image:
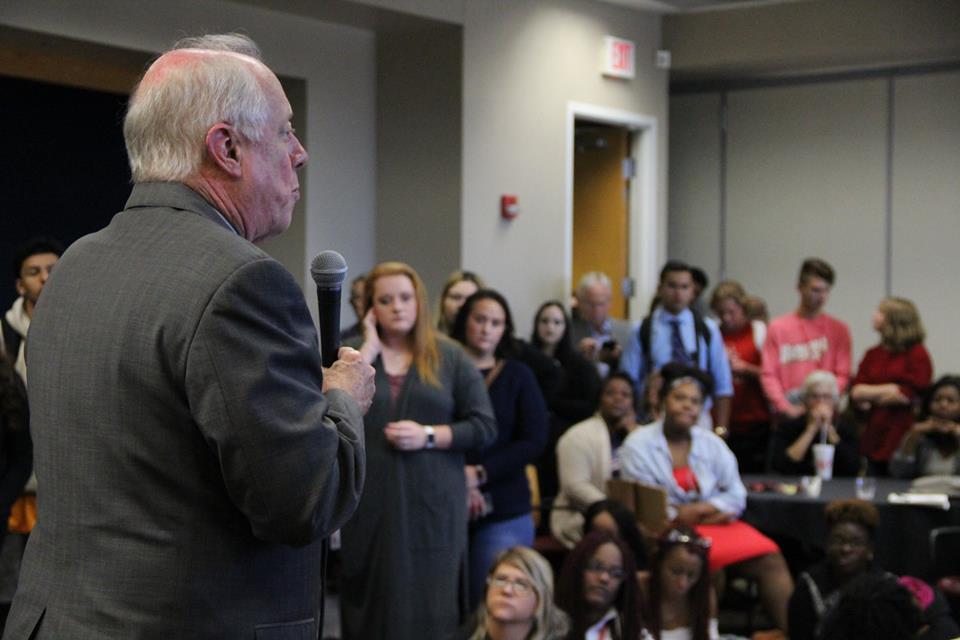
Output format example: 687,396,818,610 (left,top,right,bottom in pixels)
310,250,348,368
